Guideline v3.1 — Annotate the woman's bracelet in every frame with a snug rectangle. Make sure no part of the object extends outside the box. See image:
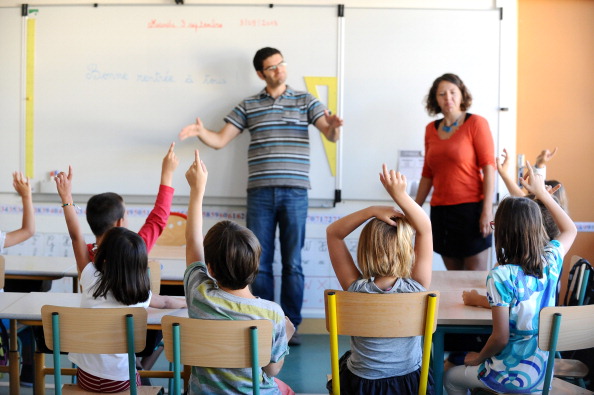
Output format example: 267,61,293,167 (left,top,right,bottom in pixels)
61,202,76,208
